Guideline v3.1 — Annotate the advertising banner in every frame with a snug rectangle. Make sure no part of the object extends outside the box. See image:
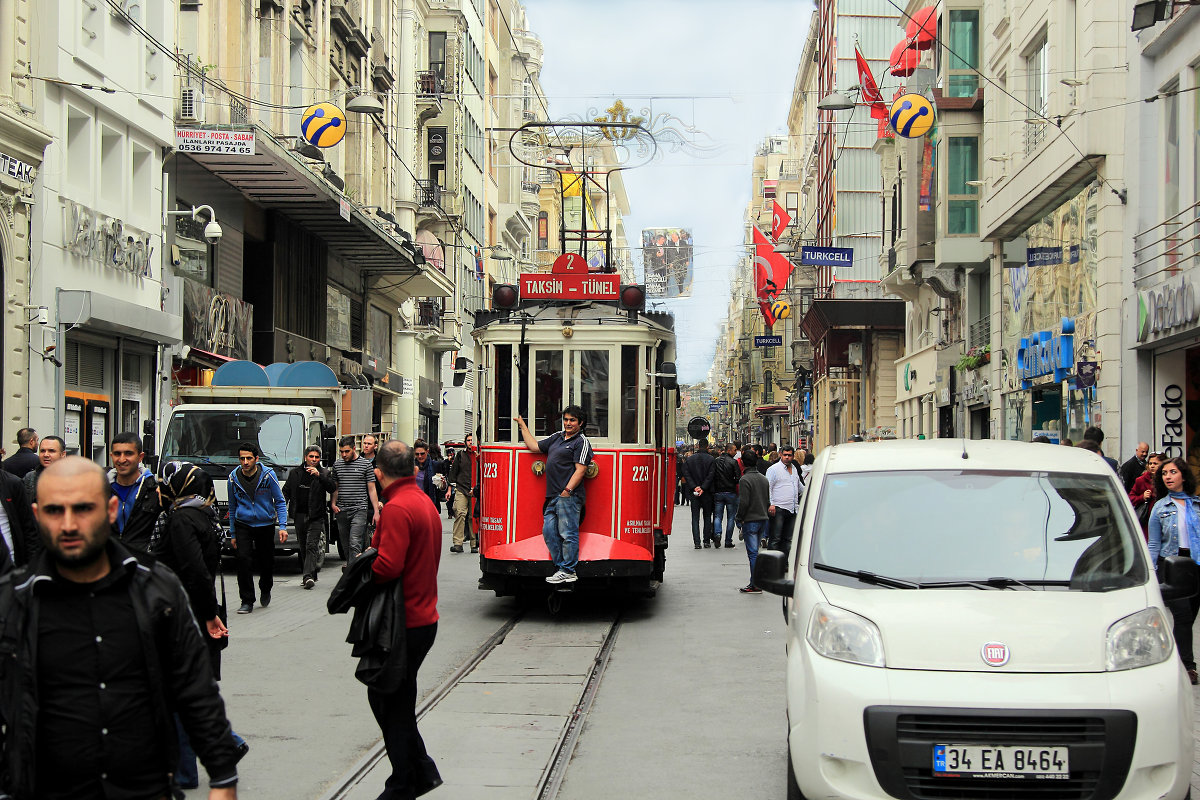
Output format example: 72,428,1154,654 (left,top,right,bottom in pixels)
182,279,253,360
642,227,693,298
1154,349,1187,460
